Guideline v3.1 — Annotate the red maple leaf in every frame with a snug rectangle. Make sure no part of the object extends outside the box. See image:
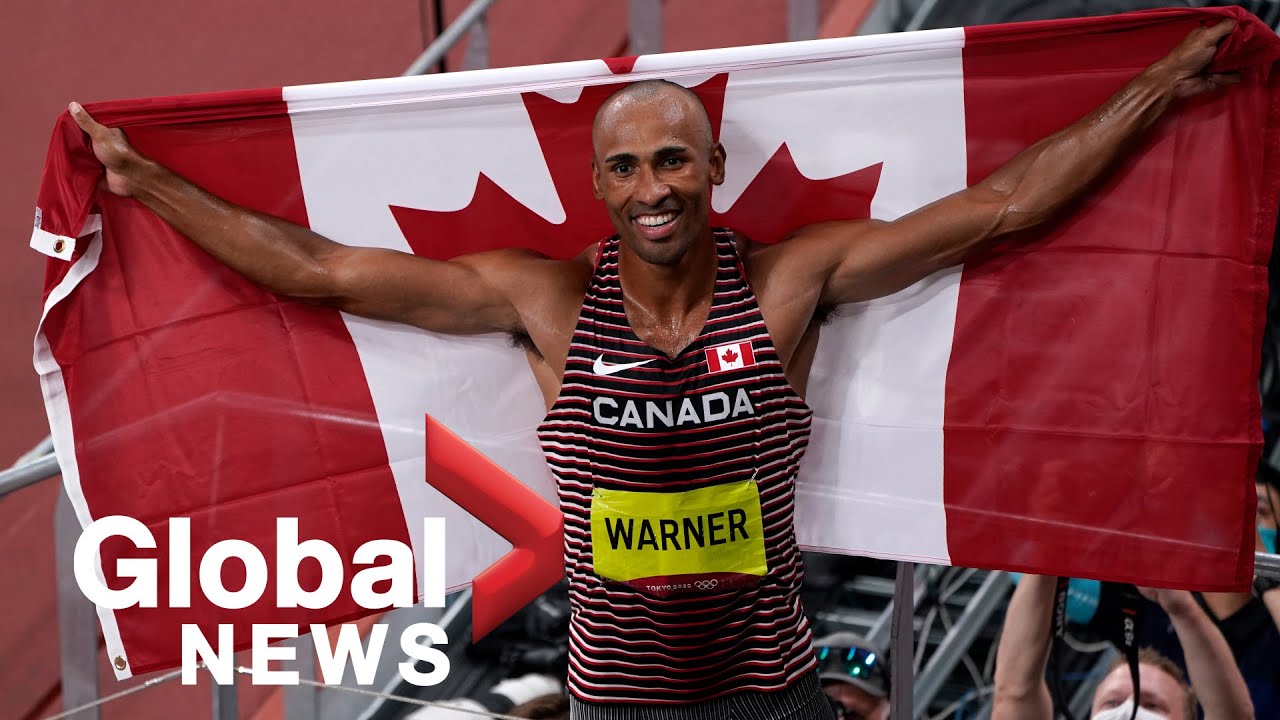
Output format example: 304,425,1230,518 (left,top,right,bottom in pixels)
722,348,739,364
390,70,882,258
711,150,881,245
